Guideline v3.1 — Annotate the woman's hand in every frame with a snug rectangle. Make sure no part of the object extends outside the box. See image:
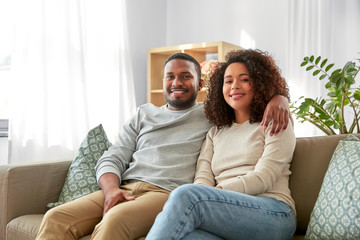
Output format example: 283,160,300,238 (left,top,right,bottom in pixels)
261,95,293,136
